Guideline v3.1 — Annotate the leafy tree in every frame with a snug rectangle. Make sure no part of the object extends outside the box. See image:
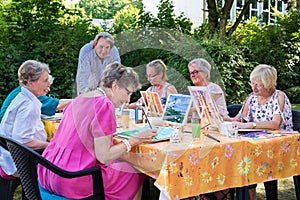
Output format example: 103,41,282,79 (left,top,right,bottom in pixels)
0,0,98,104
113,4,141,33
137,0,192,34
206,0,300,37
78,0,141,19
